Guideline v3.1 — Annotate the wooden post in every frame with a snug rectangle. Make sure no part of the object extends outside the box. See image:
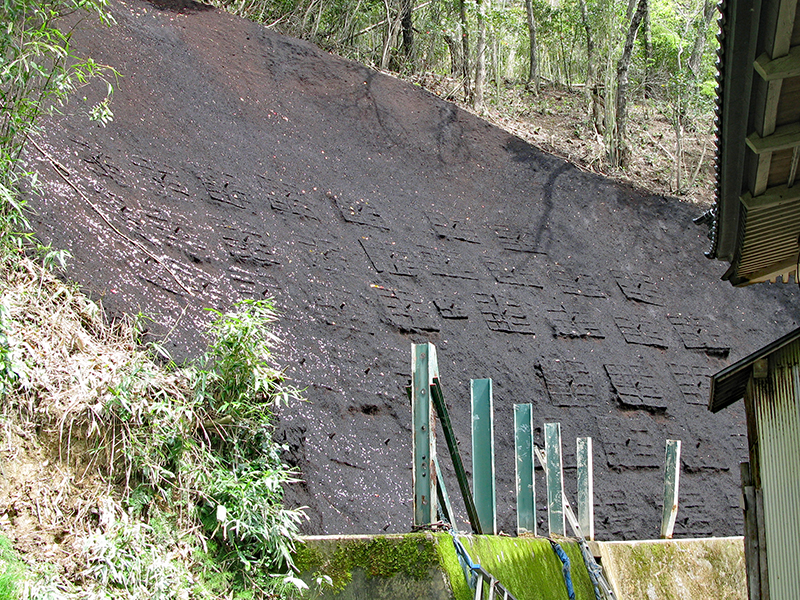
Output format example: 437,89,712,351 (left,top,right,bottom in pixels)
544,422,565,536
577,437,594,541
514,404,536,535
472,378,496,534
756,488,769,600
660,439,681,539
741,462,761,600
412,343,438,528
